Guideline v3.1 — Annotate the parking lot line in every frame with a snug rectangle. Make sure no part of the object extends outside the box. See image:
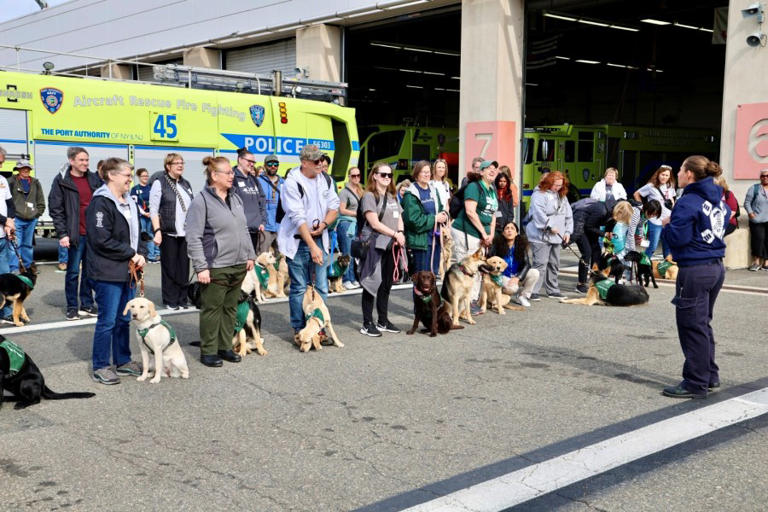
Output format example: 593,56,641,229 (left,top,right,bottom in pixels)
402,388,768,512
